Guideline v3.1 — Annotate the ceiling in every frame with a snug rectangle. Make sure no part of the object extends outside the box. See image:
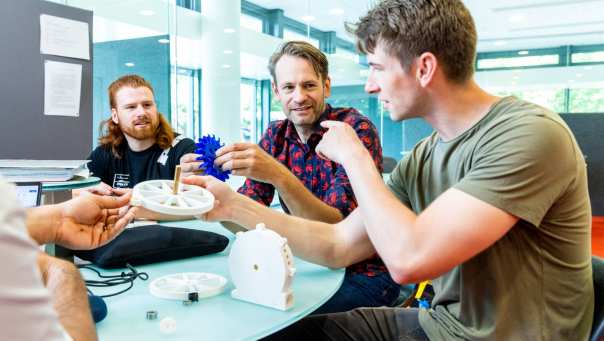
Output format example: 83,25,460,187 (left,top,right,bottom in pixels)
249,0,604,51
